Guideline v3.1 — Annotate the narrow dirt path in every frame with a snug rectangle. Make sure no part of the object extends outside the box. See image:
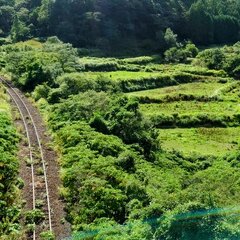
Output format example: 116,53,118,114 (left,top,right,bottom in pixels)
8,85,71,239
